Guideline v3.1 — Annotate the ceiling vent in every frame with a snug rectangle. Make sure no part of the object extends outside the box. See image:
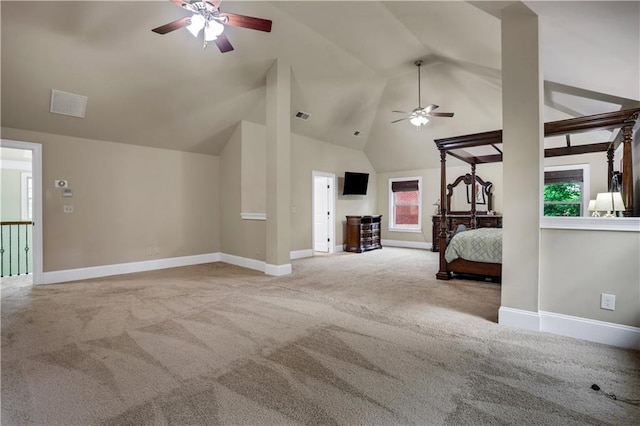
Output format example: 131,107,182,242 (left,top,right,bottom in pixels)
294,111,310,121
50,89,88,118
